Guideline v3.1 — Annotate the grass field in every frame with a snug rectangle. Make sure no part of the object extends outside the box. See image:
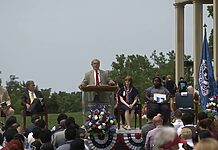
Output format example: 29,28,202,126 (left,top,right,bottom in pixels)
9,112,146,129
10,112,84,129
